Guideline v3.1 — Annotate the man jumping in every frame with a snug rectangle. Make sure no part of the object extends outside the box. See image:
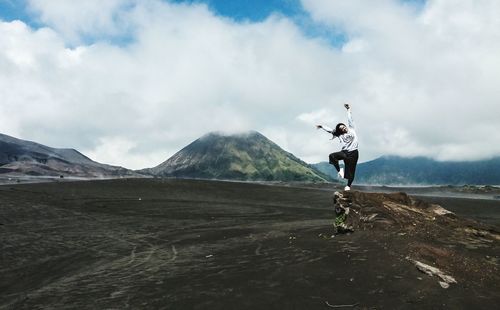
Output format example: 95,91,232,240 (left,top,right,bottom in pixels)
316,104,359,191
